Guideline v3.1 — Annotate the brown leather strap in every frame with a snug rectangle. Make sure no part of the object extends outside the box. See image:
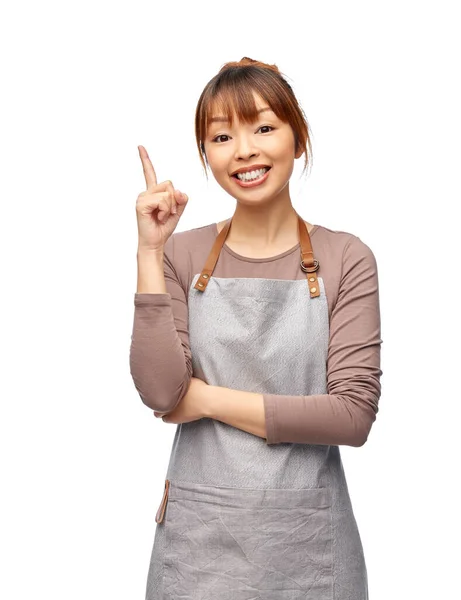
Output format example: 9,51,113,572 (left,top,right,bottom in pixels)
194,213,320,298
298,213,320,298
155,479,170,524
193,217,232,293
